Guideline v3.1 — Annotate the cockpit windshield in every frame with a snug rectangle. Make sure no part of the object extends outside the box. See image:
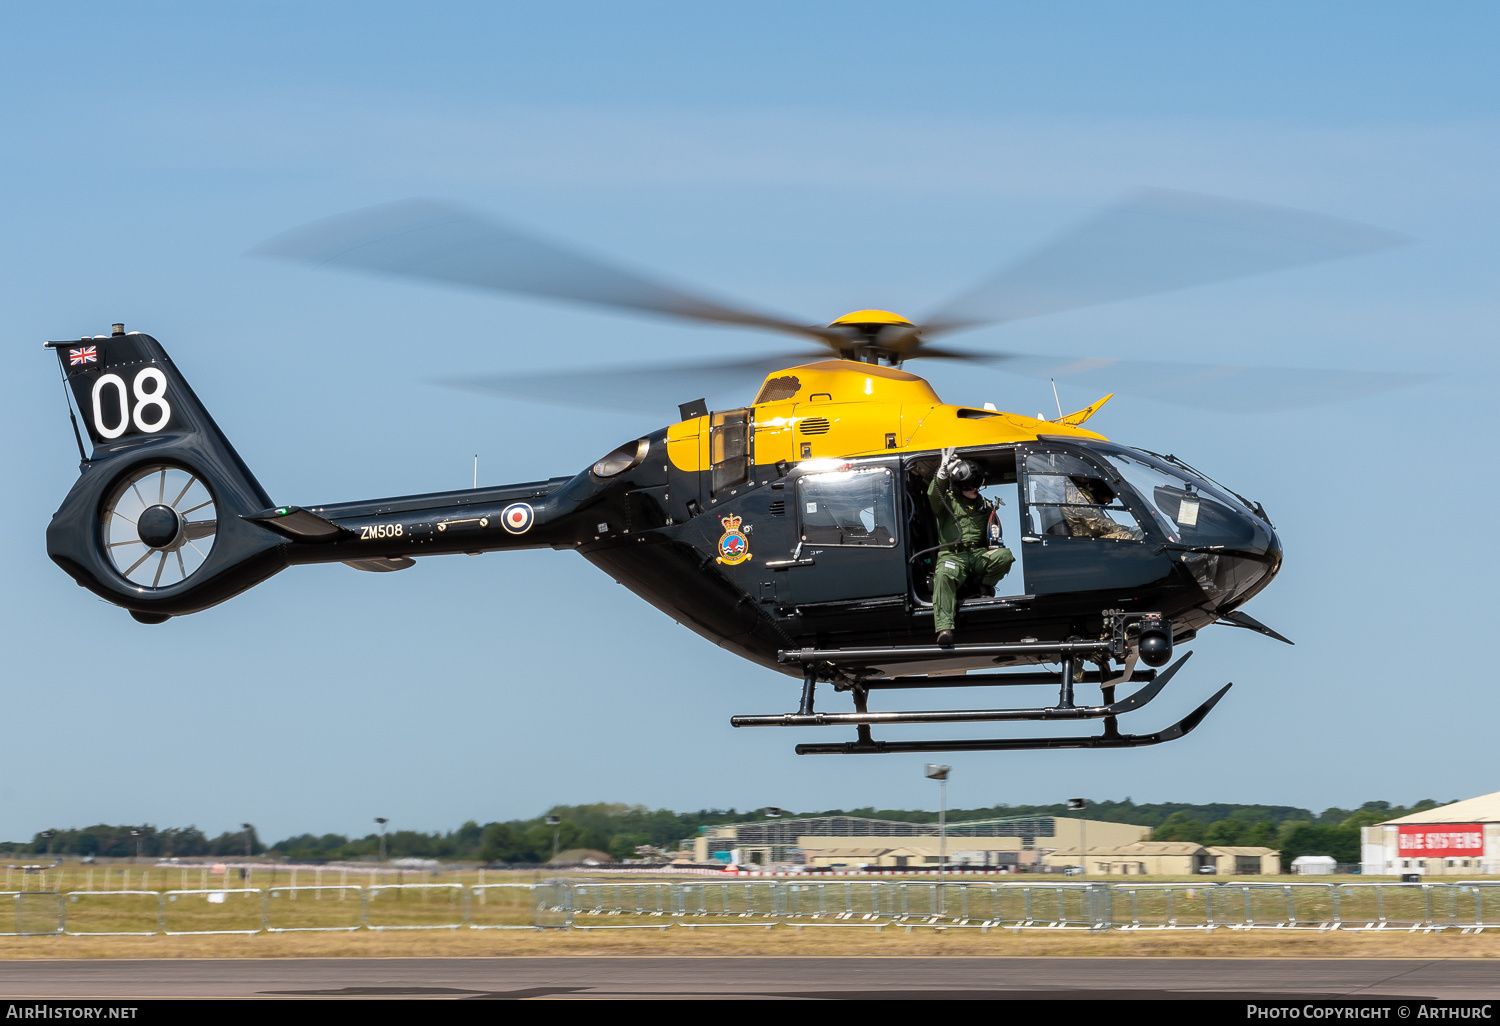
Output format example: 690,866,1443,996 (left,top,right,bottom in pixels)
1100,448,1260,547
